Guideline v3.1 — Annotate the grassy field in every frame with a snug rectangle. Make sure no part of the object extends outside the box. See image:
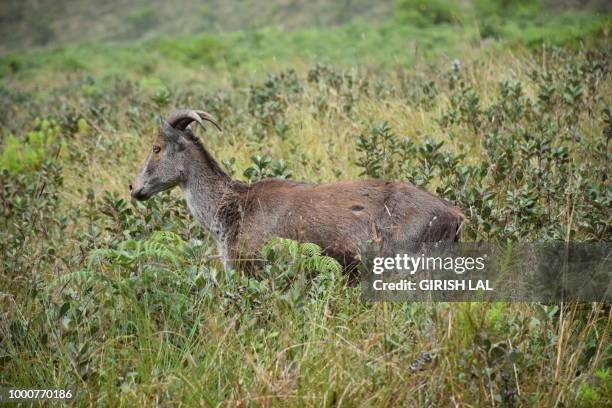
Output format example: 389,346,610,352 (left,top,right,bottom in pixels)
1,1,611,406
